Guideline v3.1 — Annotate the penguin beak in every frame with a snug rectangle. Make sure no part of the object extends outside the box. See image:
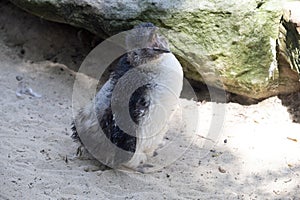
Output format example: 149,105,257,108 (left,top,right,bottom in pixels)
152,47,170,53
